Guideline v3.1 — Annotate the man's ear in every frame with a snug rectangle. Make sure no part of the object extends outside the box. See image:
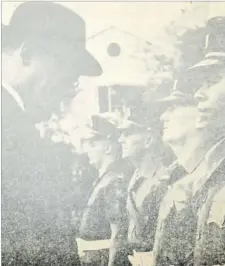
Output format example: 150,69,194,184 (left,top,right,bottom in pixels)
105,142,113,155
19,42,32,66
144,134,153,148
